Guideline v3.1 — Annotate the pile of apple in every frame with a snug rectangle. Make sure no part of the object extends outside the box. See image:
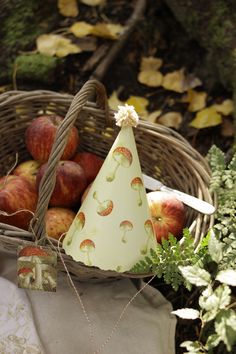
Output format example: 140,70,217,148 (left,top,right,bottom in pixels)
0,114,186,243
0,115,103,240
